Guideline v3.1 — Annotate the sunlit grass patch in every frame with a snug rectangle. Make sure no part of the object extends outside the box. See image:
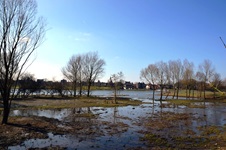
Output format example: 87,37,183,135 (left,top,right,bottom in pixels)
166,89,226,99
11,97,143,110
